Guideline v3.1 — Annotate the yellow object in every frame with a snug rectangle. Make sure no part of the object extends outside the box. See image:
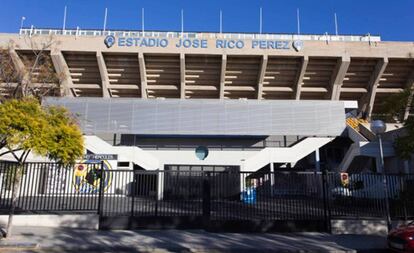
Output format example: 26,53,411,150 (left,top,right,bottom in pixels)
340,173,349,187
346,117,368,131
